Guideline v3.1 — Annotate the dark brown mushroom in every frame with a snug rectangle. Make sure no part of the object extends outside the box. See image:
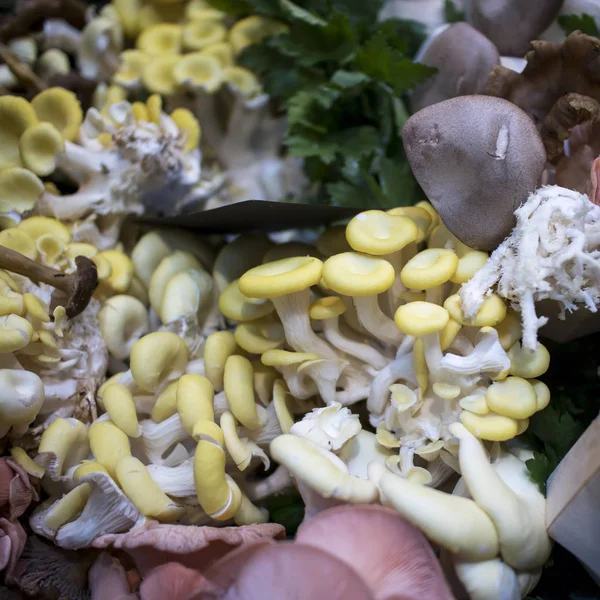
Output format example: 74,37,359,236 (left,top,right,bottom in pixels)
0,246,98,318
410,23,500,113
467,0,564,56
402,95,547,251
